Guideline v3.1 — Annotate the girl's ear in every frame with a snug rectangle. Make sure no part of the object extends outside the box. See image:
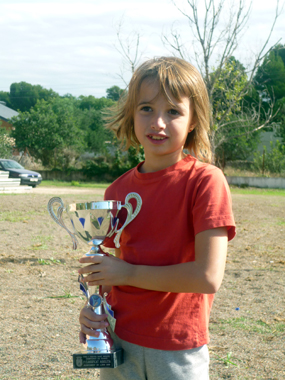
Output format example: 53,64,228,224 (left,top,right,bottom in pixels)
188,113,197,133
188,124,196,132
